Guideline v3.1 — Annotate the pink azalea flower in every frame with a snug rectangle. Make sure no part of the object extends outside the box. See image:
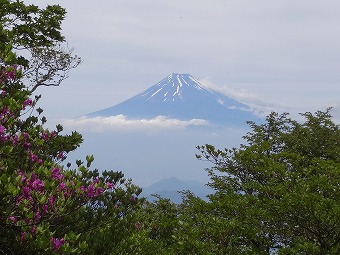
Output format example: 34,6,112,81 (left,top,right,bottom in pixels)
31,178,45,192
31,226,37,235
6,70,15,80
20,232,26,242
130,196,137,203
48,195,55,207
0,125,5,134
42,204,48,214
22,132,29,140
23,142,30,149
41,132,49,141
12,135,19,145
22,98,33,109
30,154,39,163
105,182,114,189
51,237,65,252
59,182,66,191
34,212,41,222
57,151,66,161
87,184,95,198
8,216,17,224
51,167,63,180
95,187,104,196
18,171,27,182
